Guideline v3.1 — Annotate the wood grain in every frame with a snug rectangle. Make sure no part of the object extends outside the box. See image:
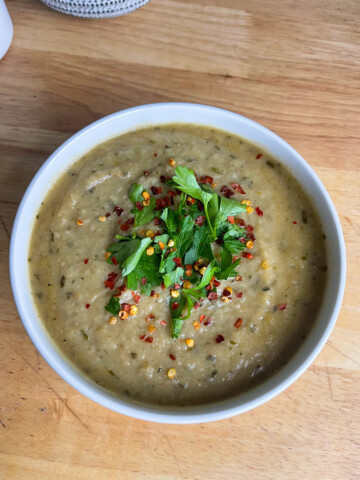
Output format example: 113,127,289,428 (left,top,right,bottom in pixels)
1,0,359,478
